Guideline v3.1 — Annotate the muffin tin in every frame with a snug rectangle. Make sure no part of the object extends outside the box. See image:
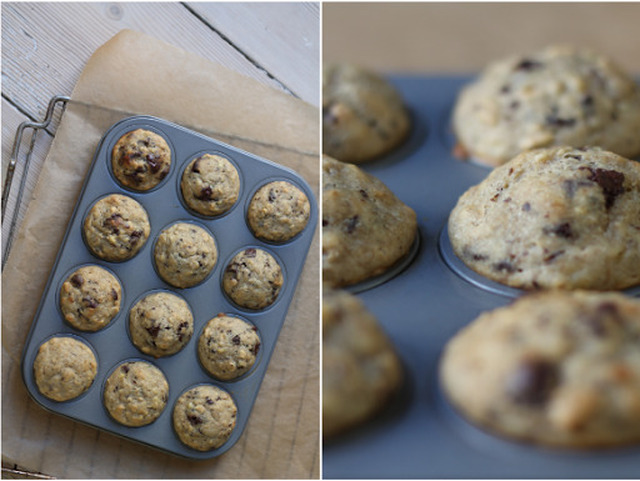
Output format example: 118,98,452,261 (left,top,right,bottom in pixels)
20,115,317,460
323,75,640,478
